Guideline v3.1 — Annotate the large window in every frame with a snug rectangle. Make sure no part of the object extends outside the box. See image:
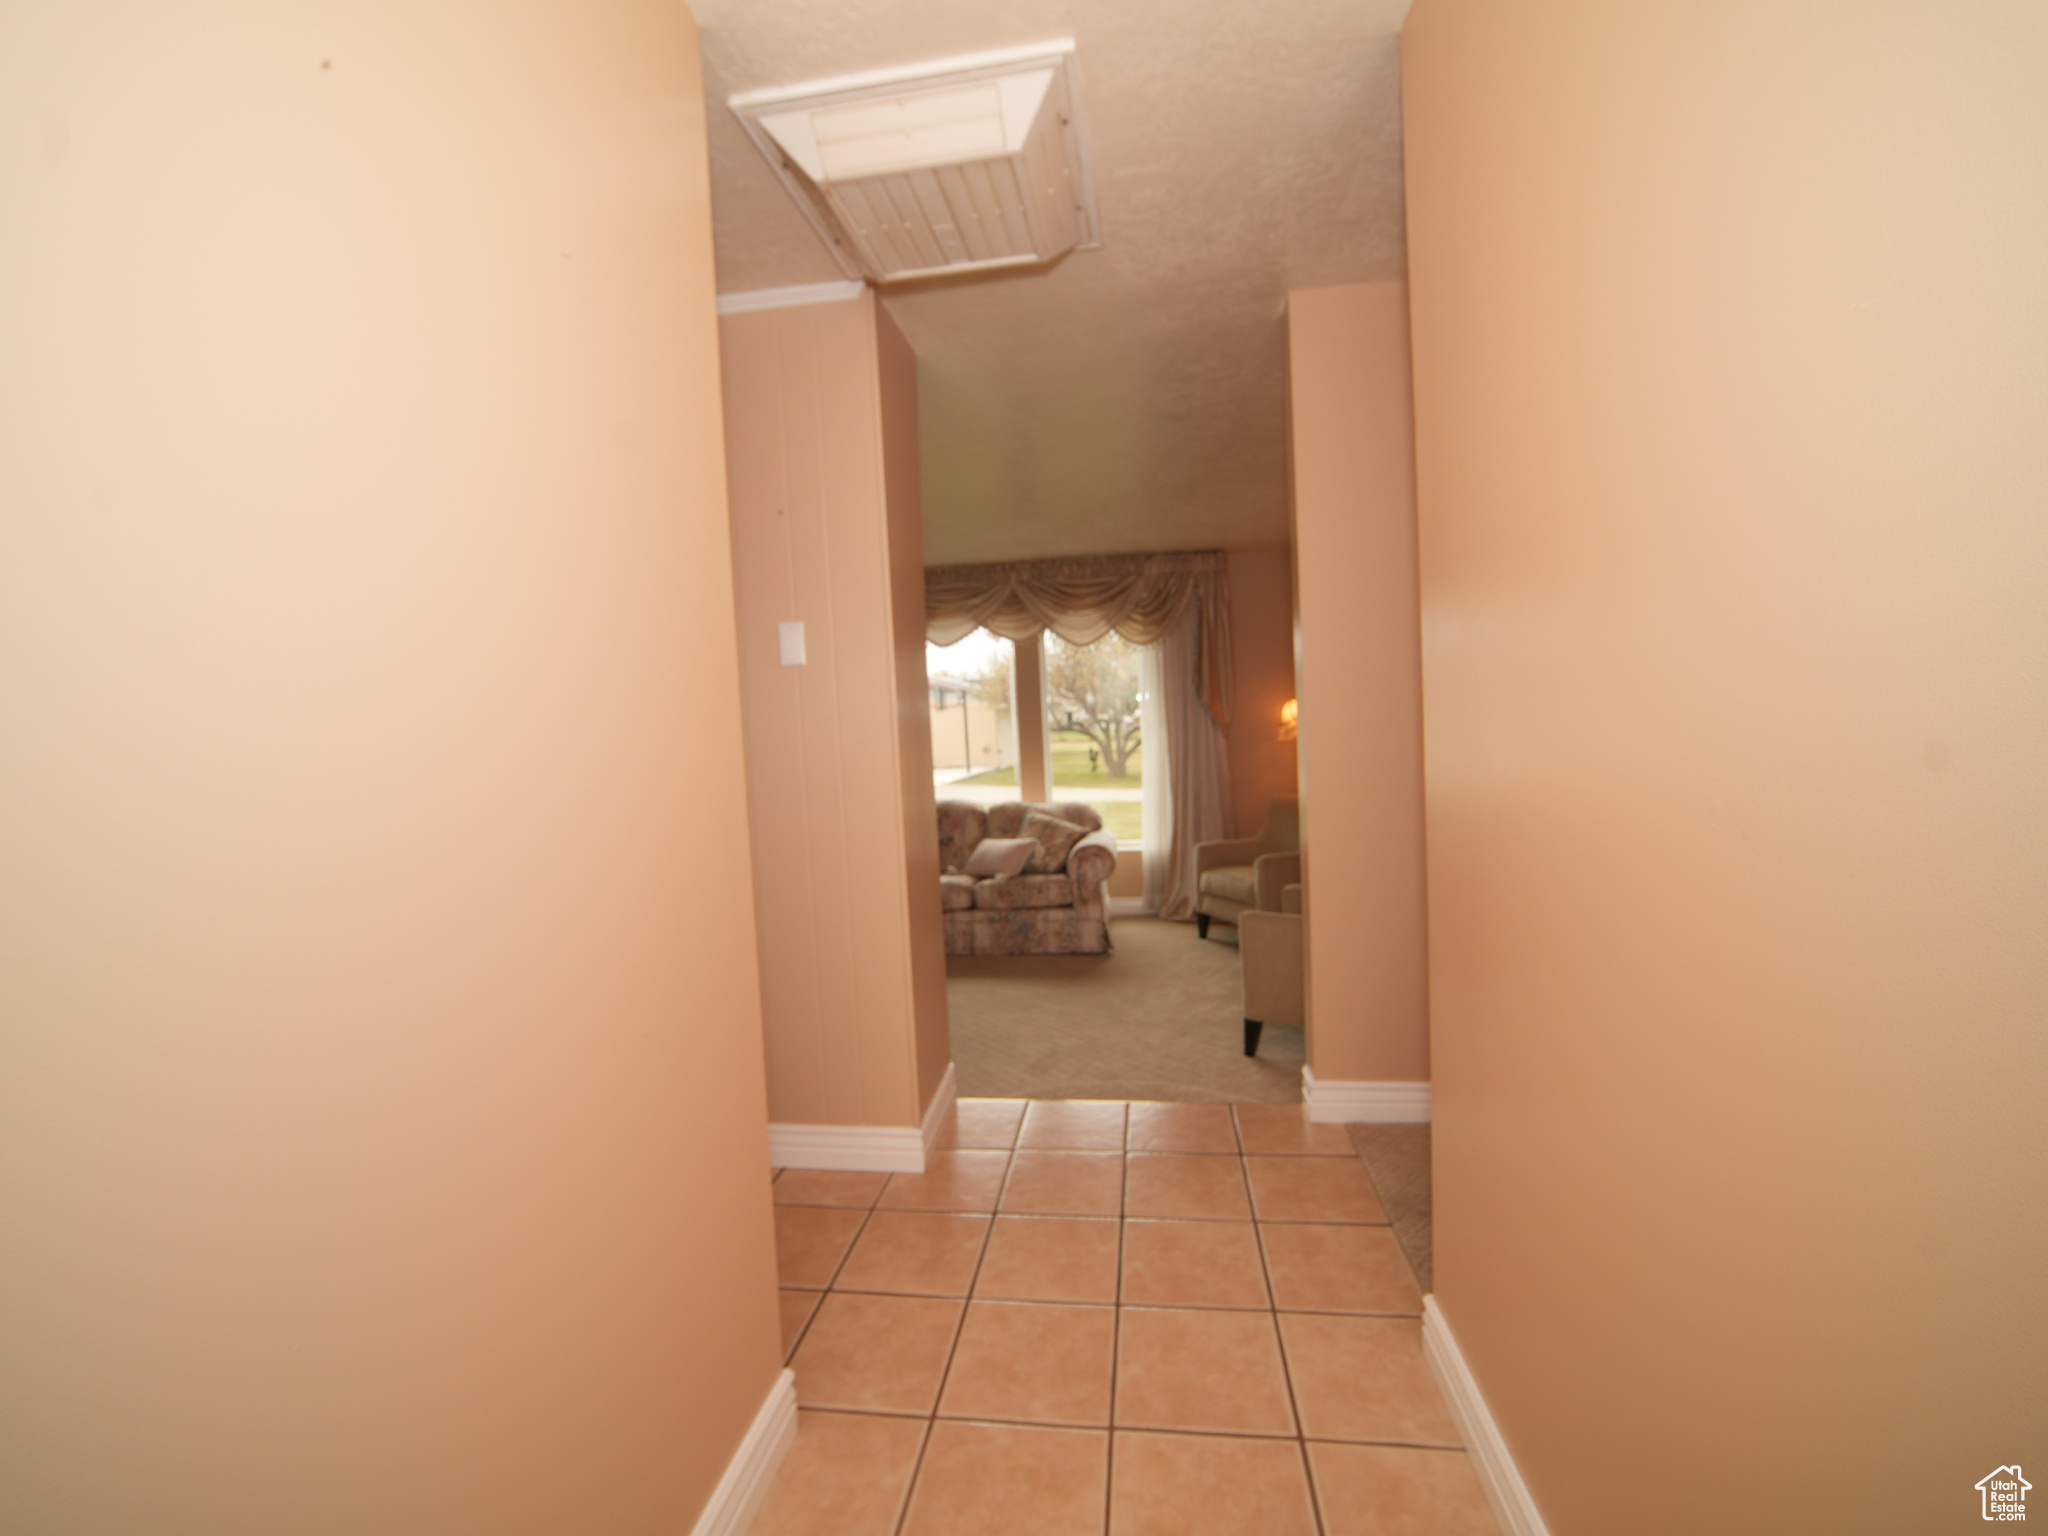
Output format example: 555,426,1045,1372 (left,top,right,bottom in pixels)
926,628,1151,848
926,630,1015,802
1043,632,1145,844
